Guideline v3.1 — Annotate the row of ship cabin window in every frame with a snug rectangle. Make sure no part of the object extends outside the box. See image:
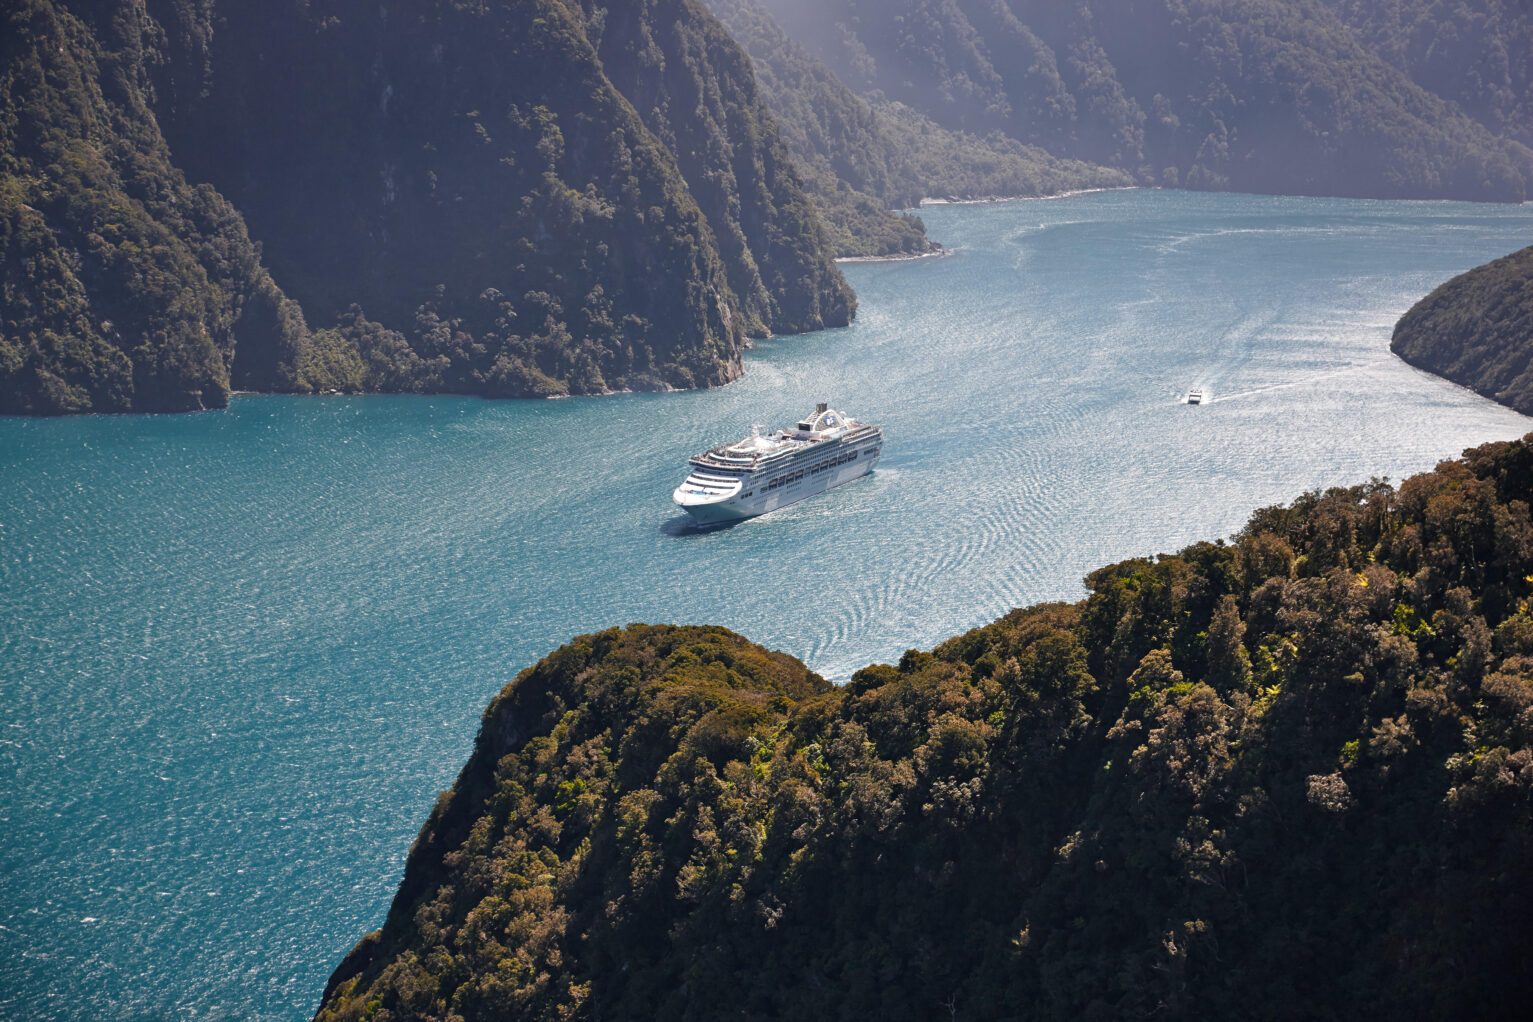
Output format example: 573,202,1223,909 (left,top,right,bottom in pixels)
765,449,860,490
